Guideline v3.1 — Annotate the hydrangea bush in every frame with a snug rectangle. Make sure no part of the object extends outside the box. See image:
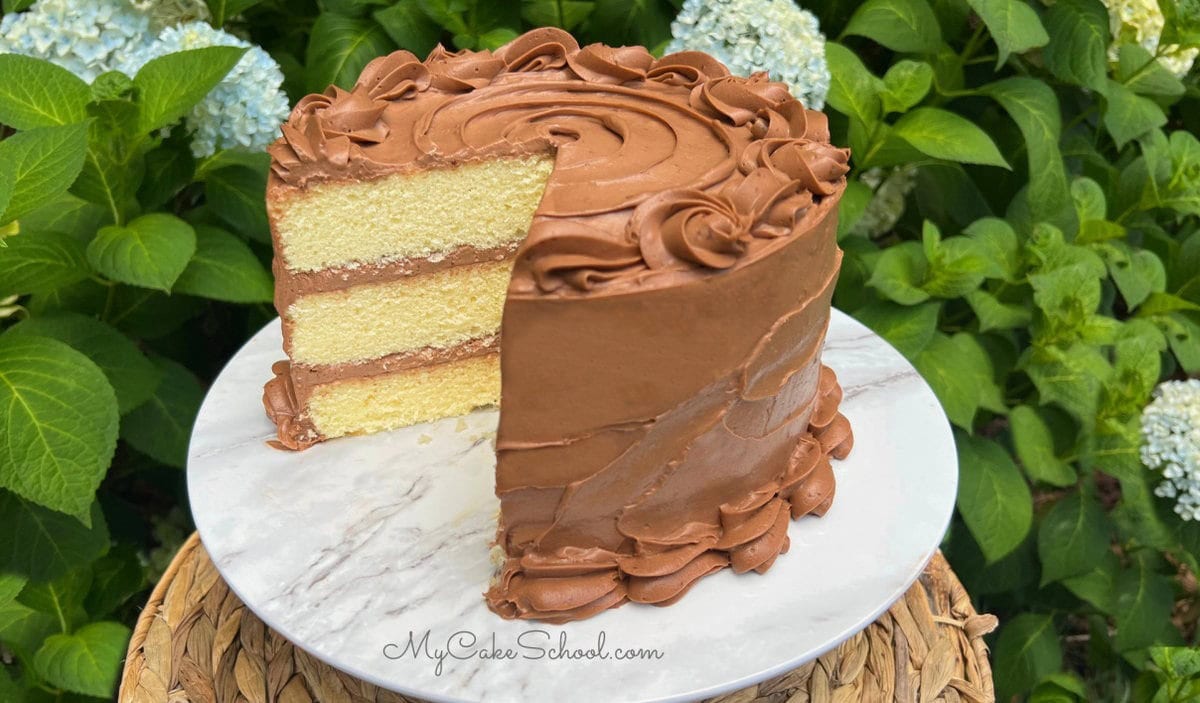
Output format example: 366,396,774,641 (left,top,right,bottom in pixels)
0,0,1199,700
